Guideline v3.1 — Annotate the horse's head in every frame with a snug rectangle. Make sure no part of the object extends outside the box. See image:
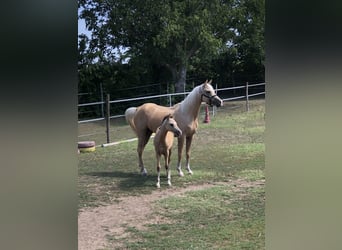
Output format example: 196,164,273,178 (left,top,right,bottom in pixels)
162,114,182,137
200,80,223,107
